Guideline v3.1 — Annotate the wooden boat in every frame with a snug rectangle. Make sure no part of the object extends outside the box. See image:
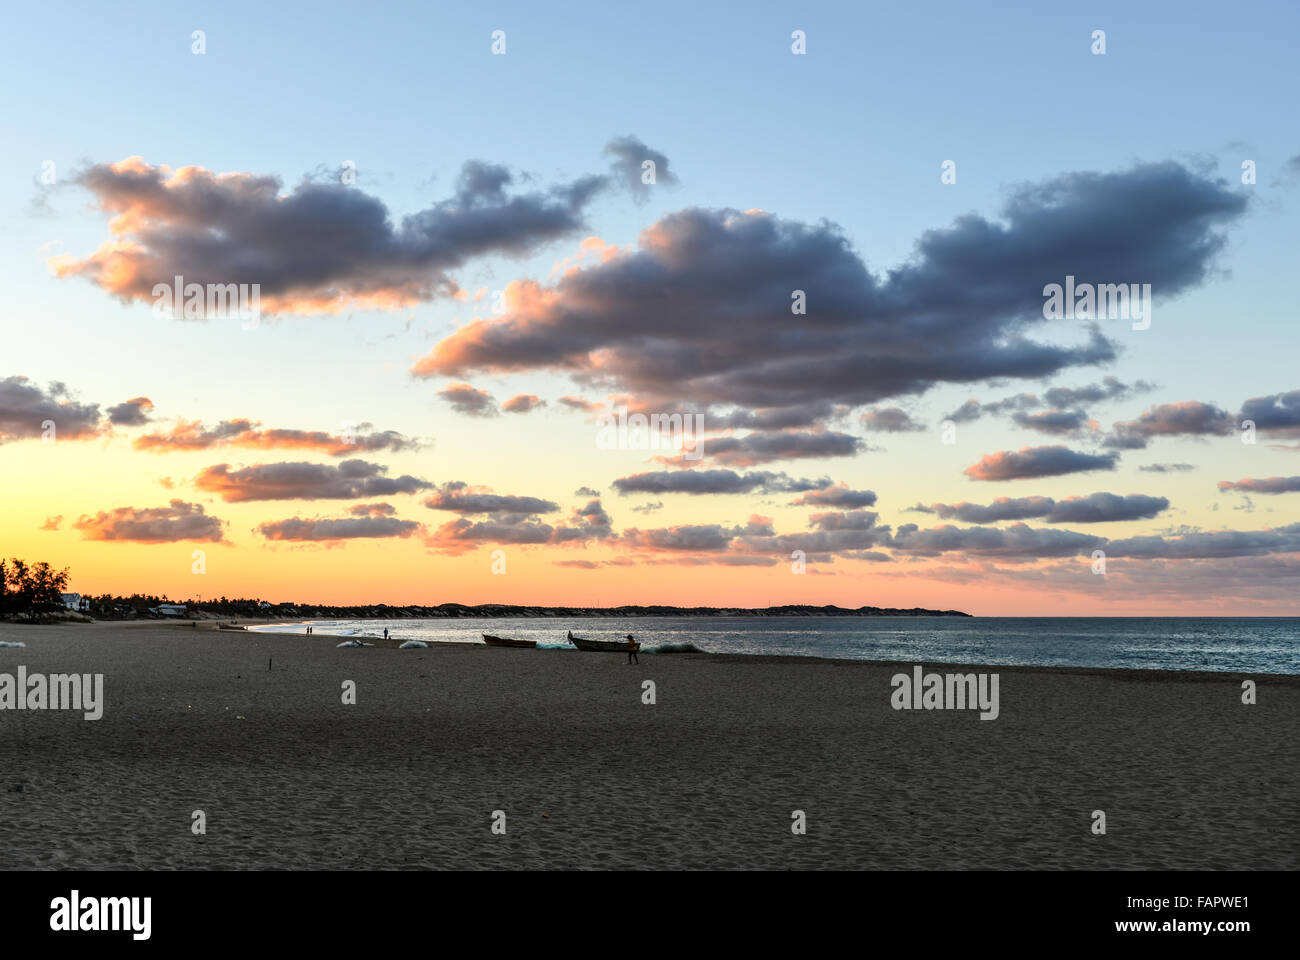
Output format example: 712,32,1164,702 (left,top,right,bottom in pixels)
481,633,536,648
566,630,634,652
